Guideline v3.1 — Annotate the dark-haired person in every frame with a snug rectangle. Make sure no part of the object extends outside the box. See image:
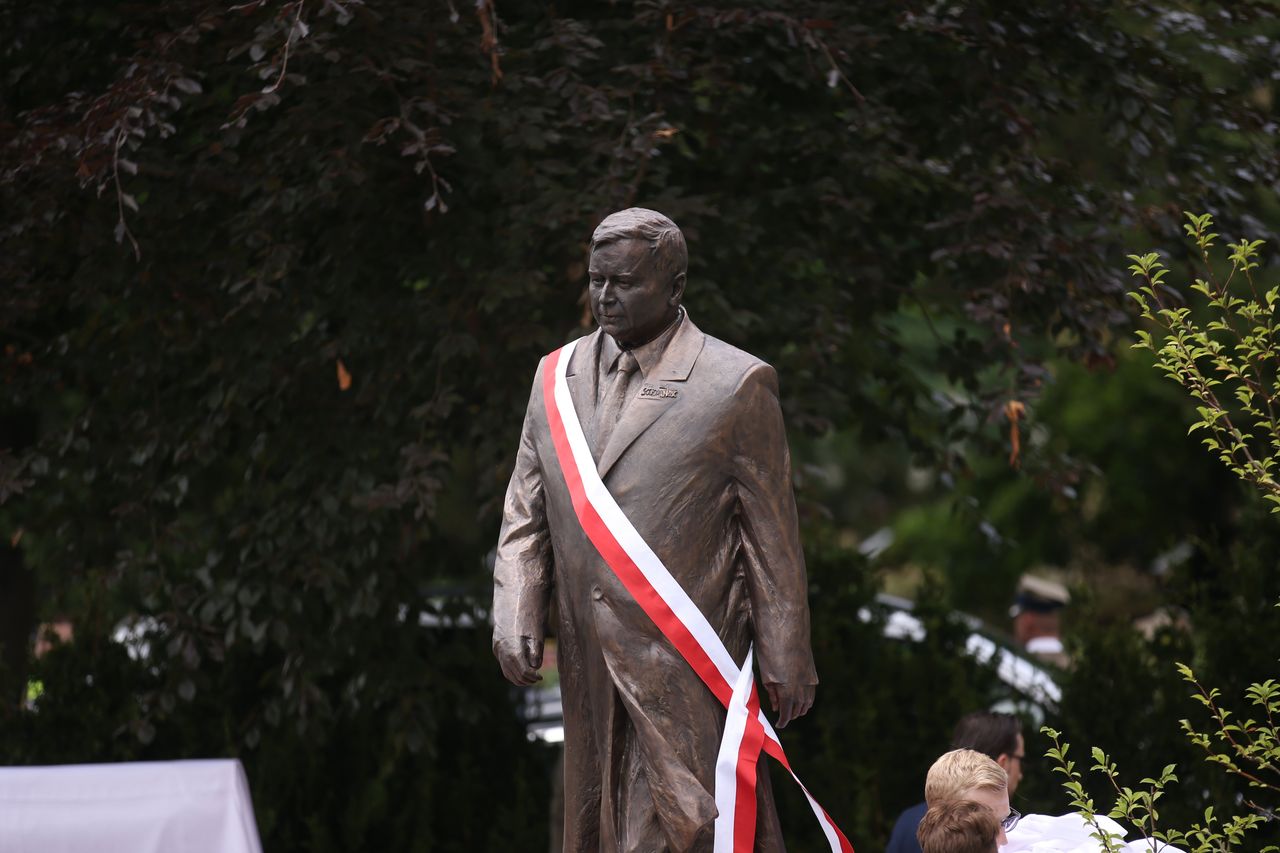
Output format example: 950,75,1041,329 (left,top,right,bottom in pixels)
886,712,1025,853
